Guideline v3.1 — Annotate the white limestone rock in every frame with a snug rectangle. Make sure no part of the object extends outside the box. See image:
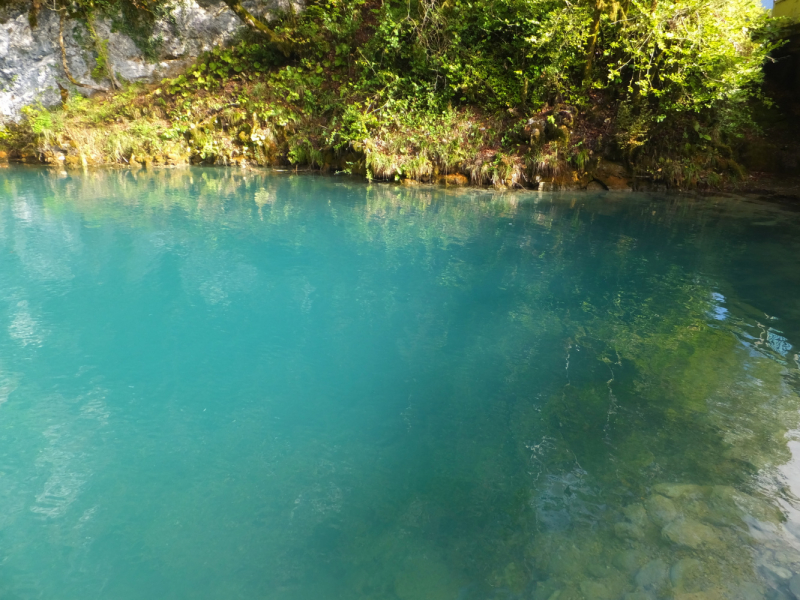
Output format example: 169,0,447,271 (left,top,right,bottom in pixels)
0,0,279,120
